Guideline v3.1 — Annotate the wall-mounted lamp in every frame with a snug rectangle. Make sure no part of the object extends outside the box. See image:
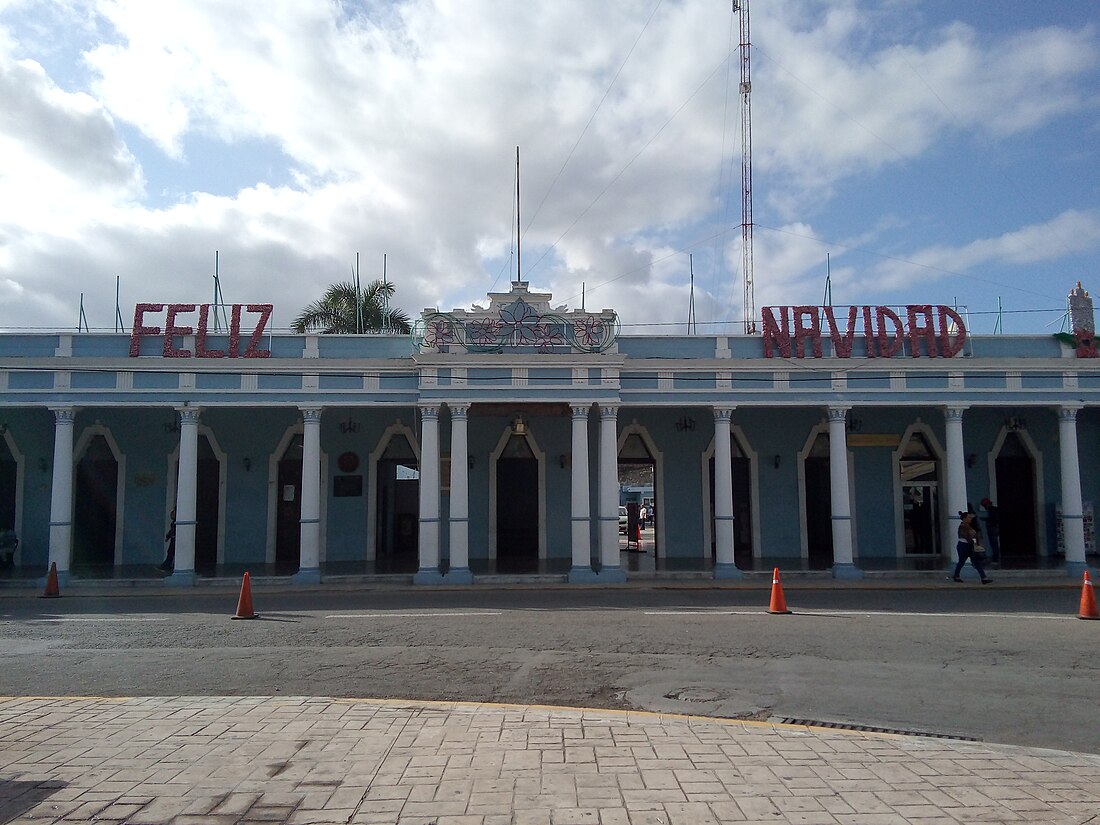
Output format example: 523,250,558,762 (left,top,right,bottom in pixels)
243,457,252,472
339,417,360,434
773,454,781,469
512,417,527,436
163,419,180,435
965,453,977,468
467,455,475,470
560,453,570,469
